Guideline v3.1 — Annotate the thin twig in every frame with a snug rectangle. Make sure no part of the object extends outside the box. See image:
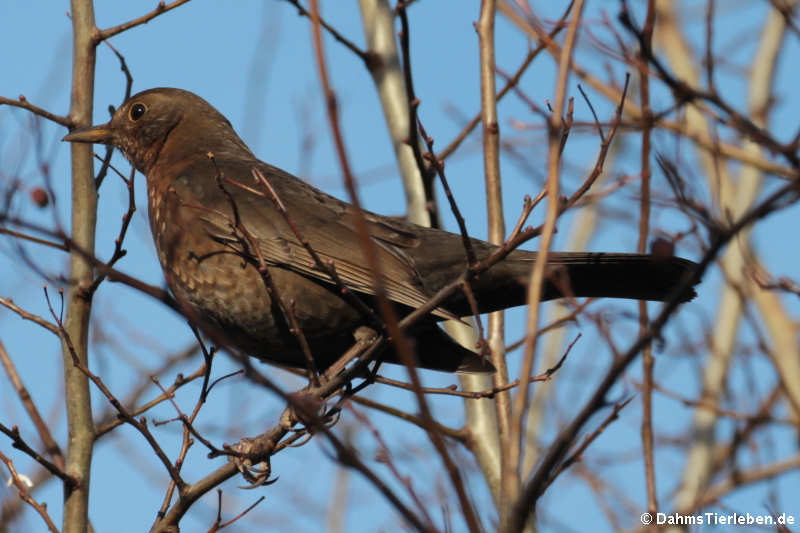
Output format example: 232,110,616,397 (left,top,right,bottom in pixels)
545,397,633,488
0,295,61,335
0,340,66,471
0,95,72,128
282,0,370,64
0,423,75,487
0,450,59,533
350,396,467,442
437,3,574,161
97,0,192,41
45,289,188,491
